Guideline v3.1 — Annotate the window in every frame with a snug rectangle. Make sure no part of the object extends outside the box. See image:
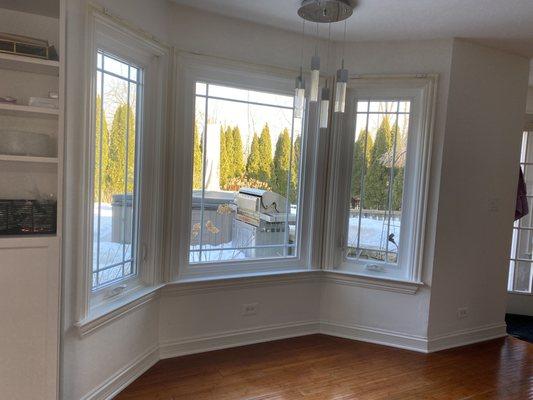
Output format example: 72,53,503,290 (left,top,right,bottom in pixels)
173,55,317,279
508,130,533,294
347,100,410,265
92,51,142,290
191,82,301,263
324,77,436,282
81,9,168,314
